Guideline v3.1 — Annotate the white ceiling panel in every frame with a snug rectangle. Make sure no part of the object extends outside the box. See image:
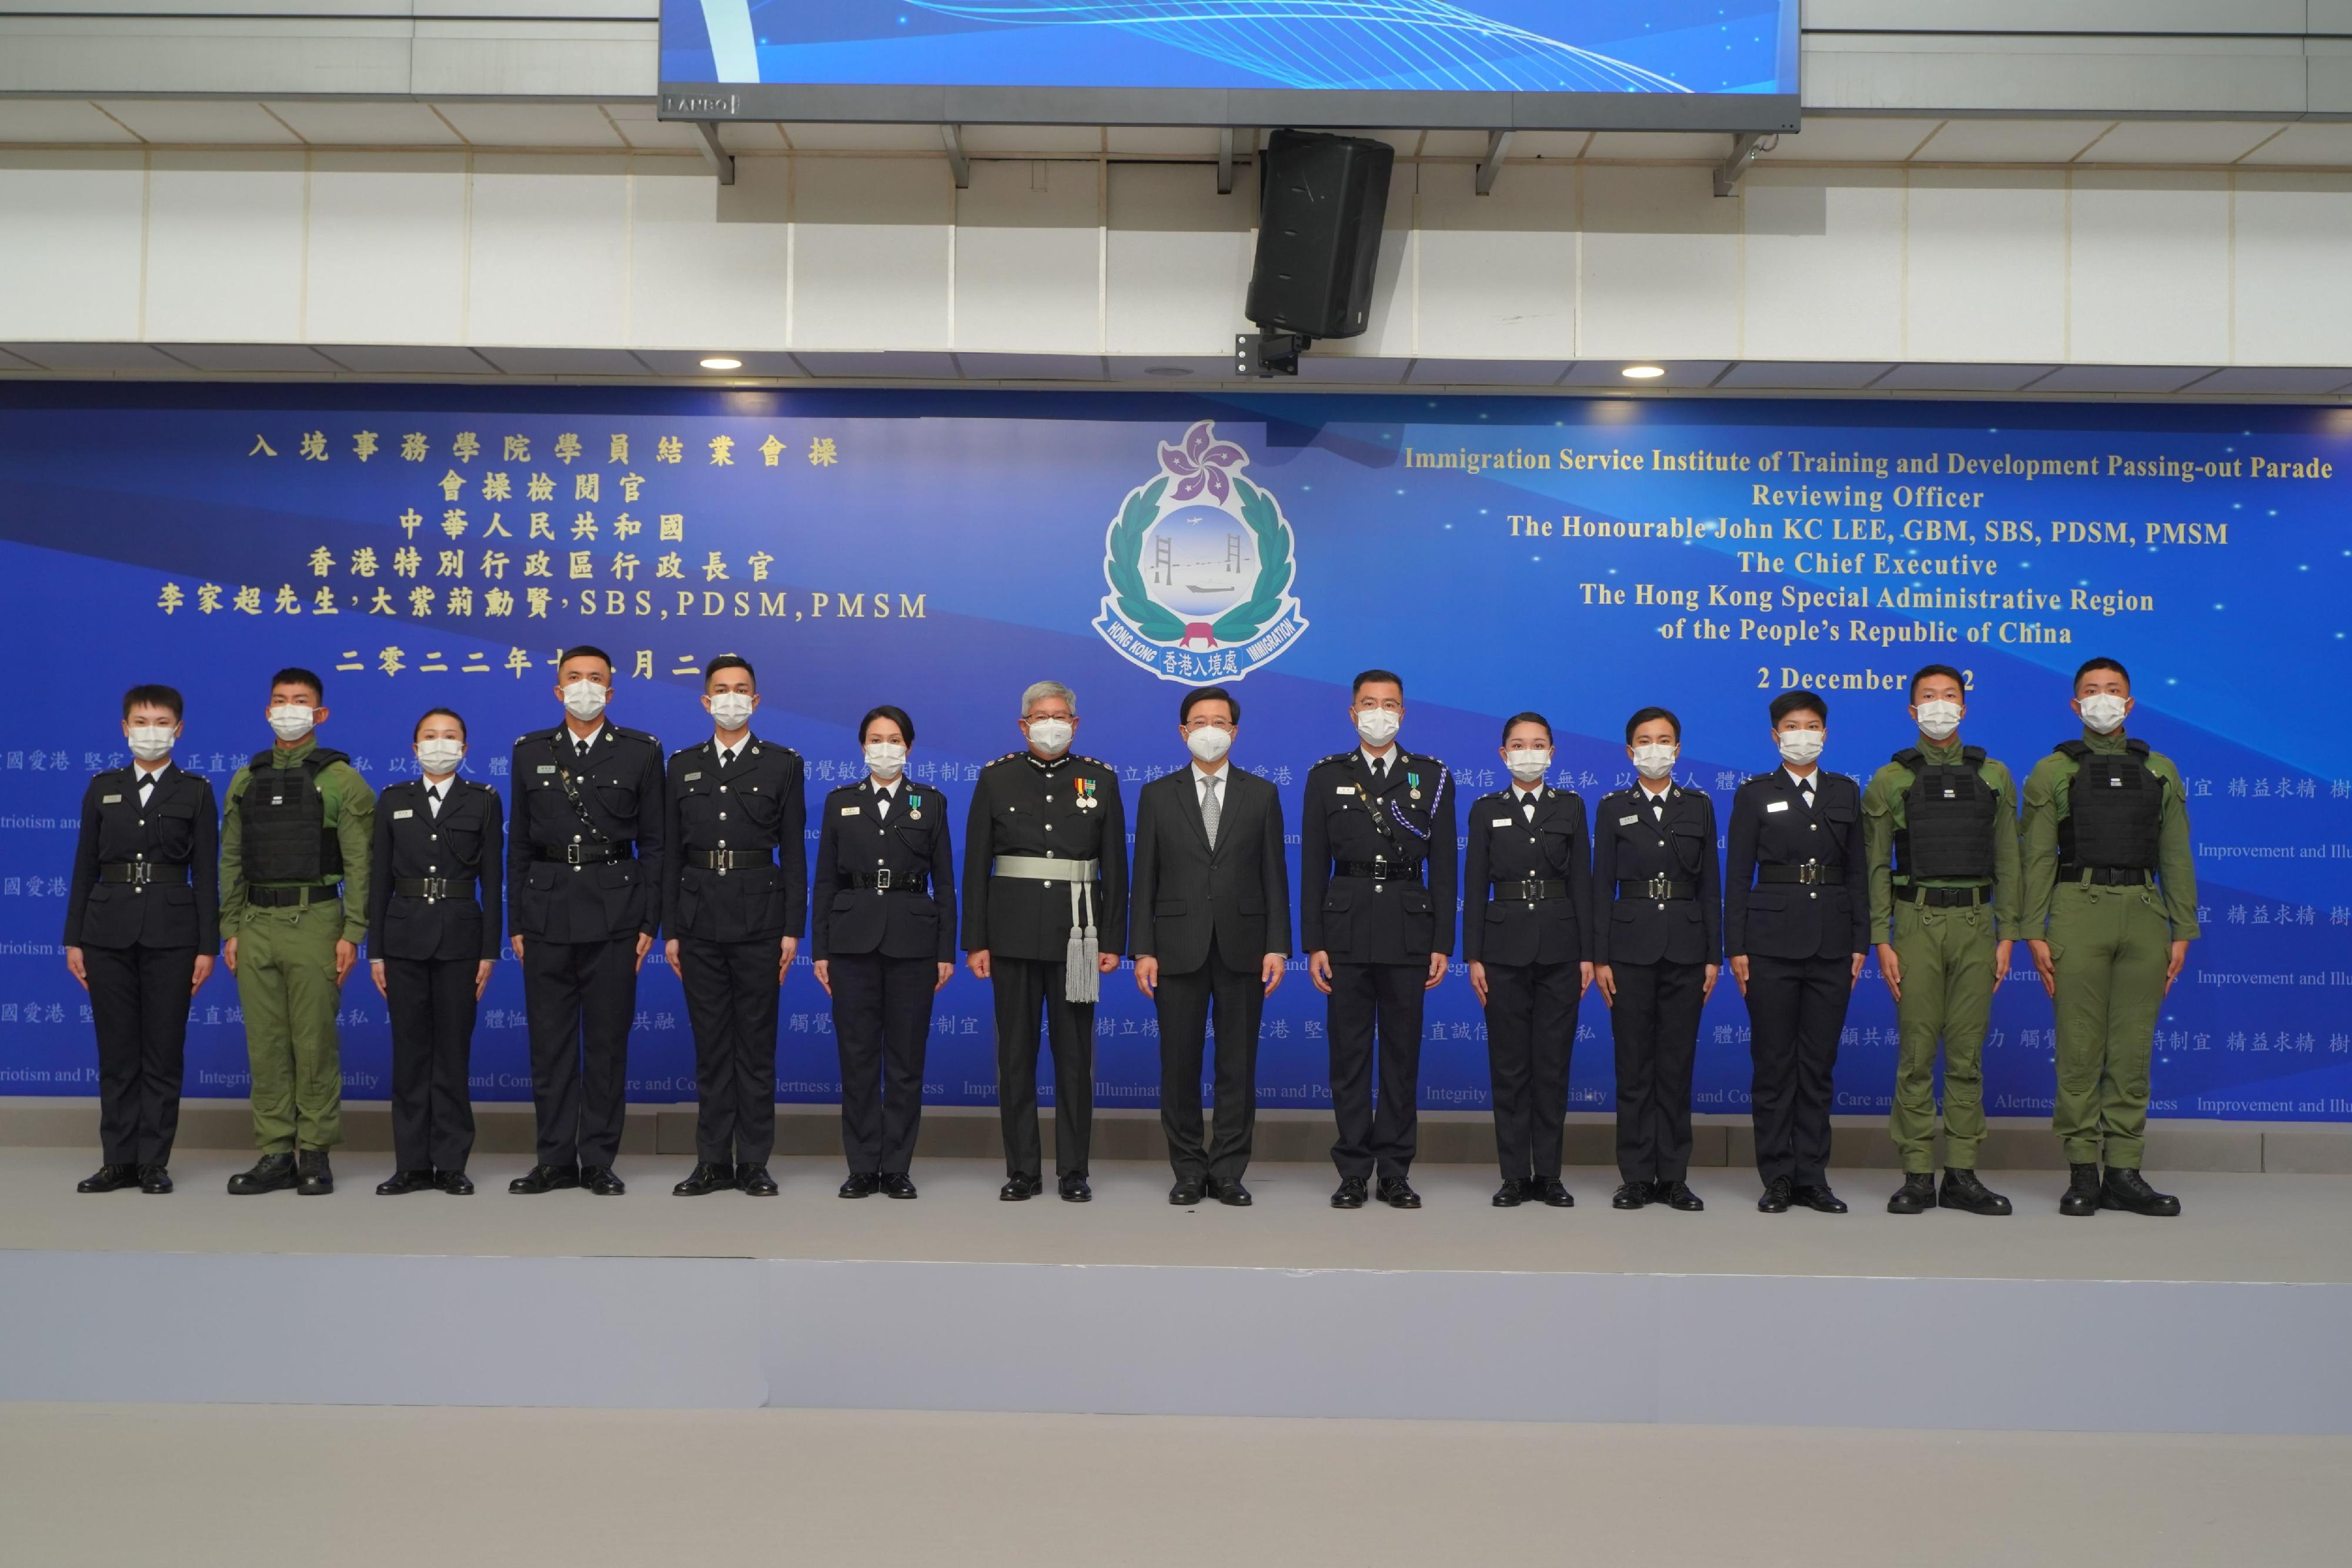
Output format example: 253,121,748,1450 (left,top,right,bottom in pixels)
1583,132,1731,161
263,101,463,146
1106,127,1226,156
467,346,651,375
791,350,961,378
1874,362,2059,391
0,101,141,143
2077,121,2289,165
1511,131,1591,159
0,343,189,371
1560,360,1729,388
601,103,711,152
2240,122,2352,166
1911,119,2113,163
2031,365,2220,393
780,123,956,152
94,100,301,145
154,343,344,372
1761,118,1940,163
431,102,628,149
1405,358,1570,385
1418,130,1494,159
1716,362,1895,389
958,125,1105,155
313,345,500,374
2191,366,2352,394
